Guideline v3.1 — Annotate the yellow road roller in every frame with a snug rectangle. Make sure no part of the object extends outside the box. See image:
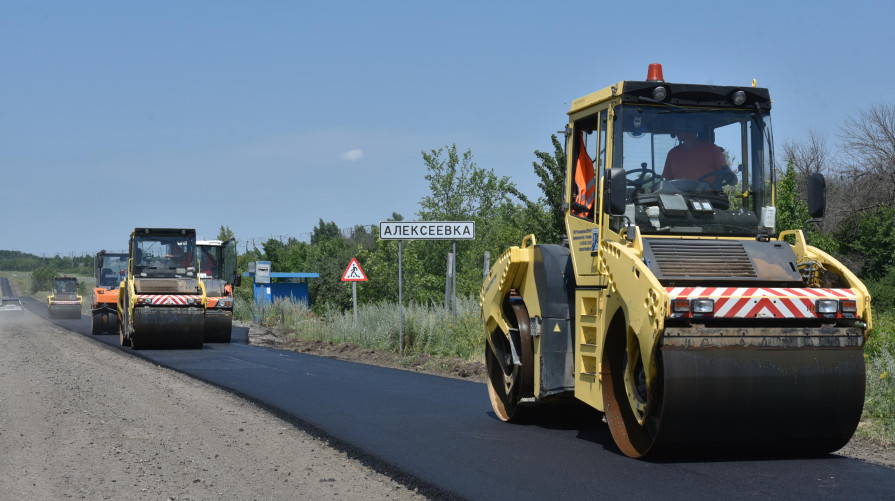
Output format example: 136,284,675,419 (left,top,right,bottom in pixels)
118,228,206,349
481,64,872,458
48,276,82,319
